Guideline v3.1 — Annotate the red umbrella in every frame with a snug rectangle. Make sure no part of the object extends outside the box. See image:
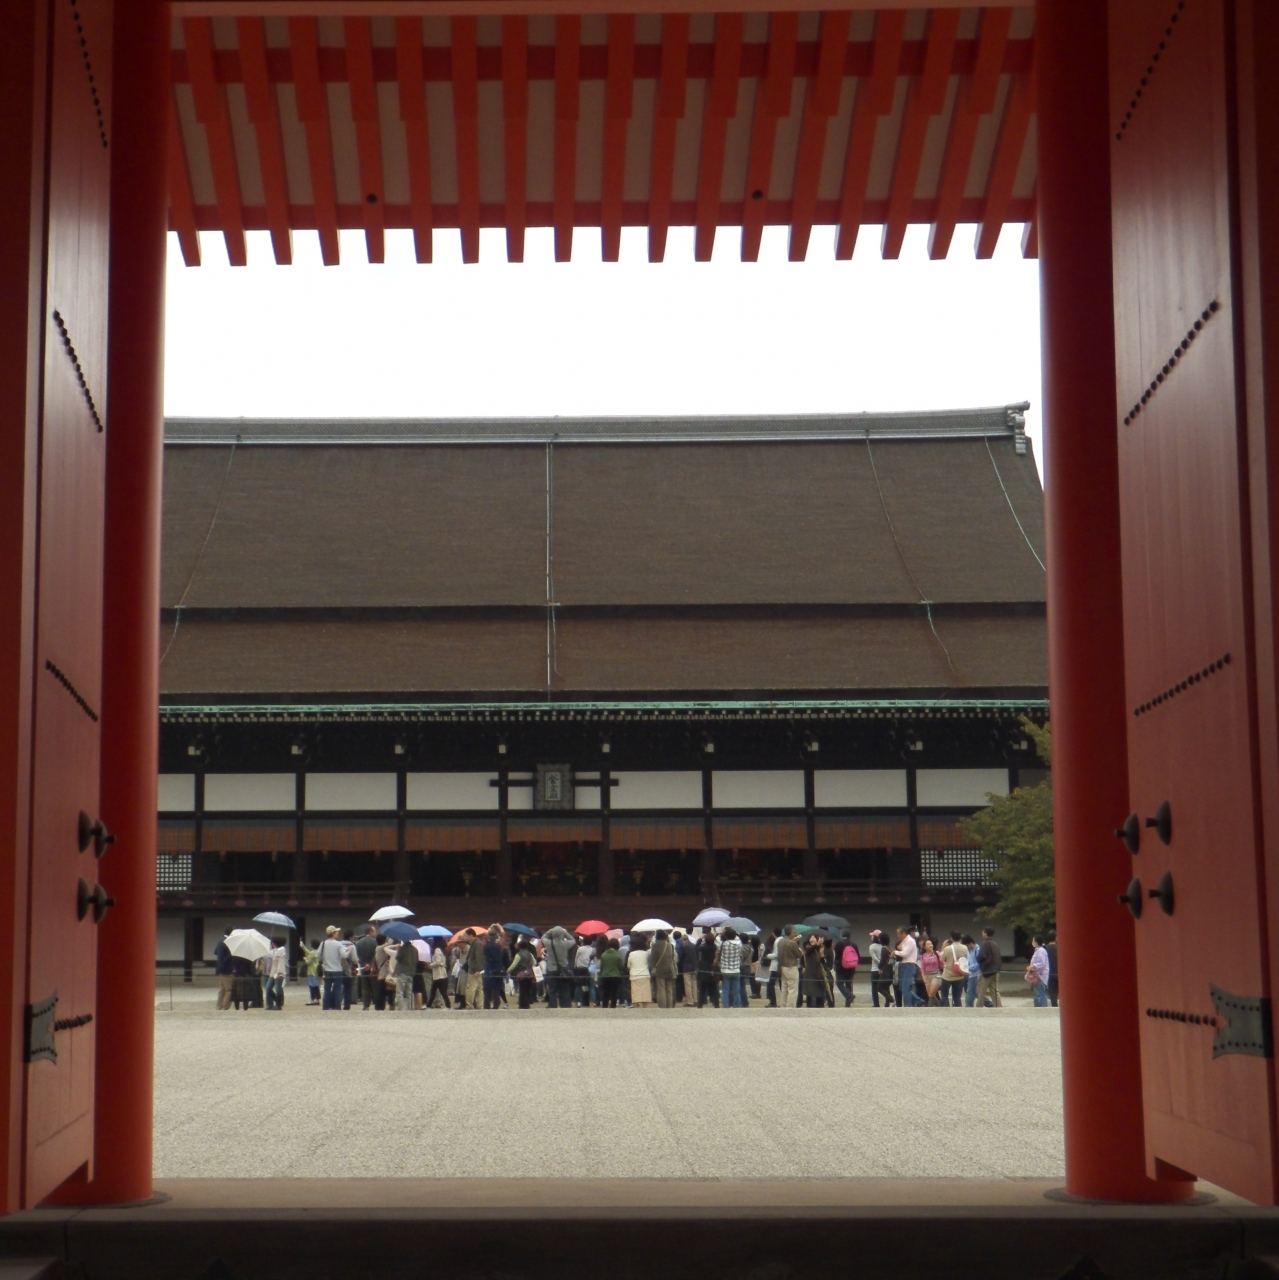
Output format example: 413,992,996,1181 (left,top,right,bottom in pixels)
576,918,610,935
